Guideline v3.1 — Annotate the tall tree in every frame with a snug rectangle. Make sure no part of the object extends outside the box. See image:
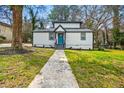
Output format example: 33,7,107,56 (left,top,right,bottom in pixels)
69,5,82,21
112,5,120,48
11,5,23,49
25,5,46,30
81,6,112,48
25,6,38,30
48,5,70,21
